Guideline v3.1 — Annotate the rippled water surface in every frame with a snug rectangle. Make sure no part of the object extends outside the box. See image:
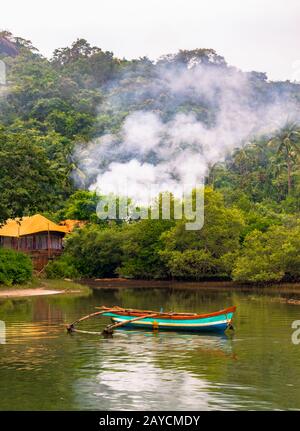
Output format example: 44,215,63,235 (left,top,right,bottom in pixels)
0,285,300,410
